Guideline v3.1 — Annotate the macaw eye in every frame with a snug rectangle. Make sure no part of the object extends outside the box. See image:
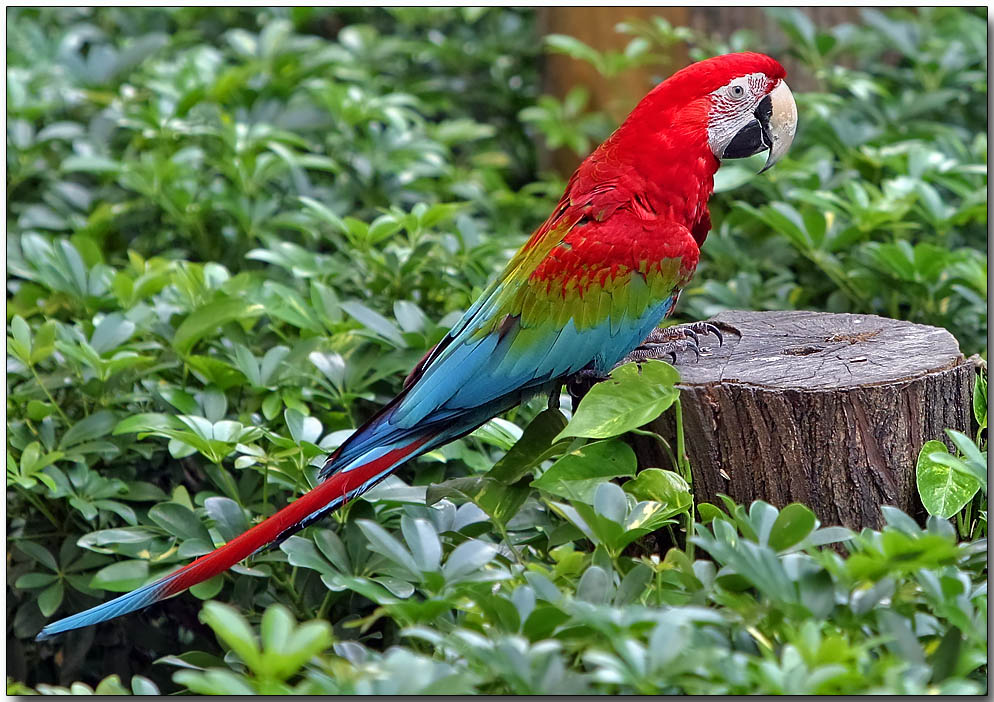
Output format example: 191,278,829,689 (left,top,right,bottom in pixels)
727,84,745,98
